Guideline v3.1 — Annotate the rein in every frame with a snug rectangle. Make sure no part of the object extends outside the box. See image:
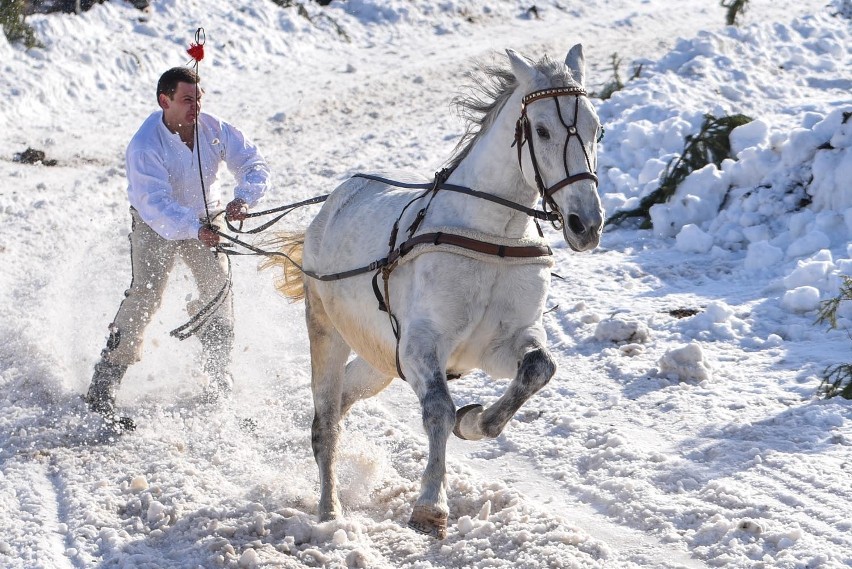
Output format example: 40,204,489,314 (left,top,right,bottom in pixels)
352,173,560,224
192,85,596,285
208,170,556,280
